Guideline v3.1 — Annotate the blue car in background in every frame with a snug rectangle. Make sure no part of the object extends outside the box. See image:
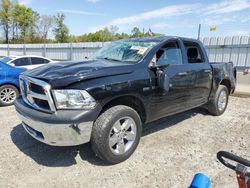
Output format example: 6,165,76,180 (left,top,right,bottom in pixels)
0,55,54,106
